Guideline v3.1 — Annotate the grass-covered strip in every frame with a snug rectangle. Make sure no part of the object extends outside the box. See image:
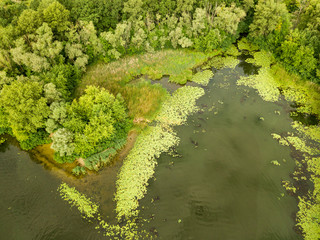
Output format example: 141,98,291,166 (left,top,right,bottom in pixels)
58,183,99,218
156,86,205,125
115,86,205,219
77,49,209,93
